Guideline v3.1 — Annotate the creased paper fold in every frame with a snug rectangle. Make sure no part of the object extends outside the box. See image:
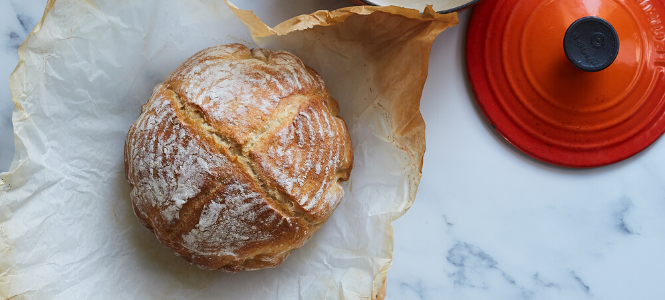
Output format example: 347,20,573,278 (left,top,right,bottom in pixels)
0,0,457,299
